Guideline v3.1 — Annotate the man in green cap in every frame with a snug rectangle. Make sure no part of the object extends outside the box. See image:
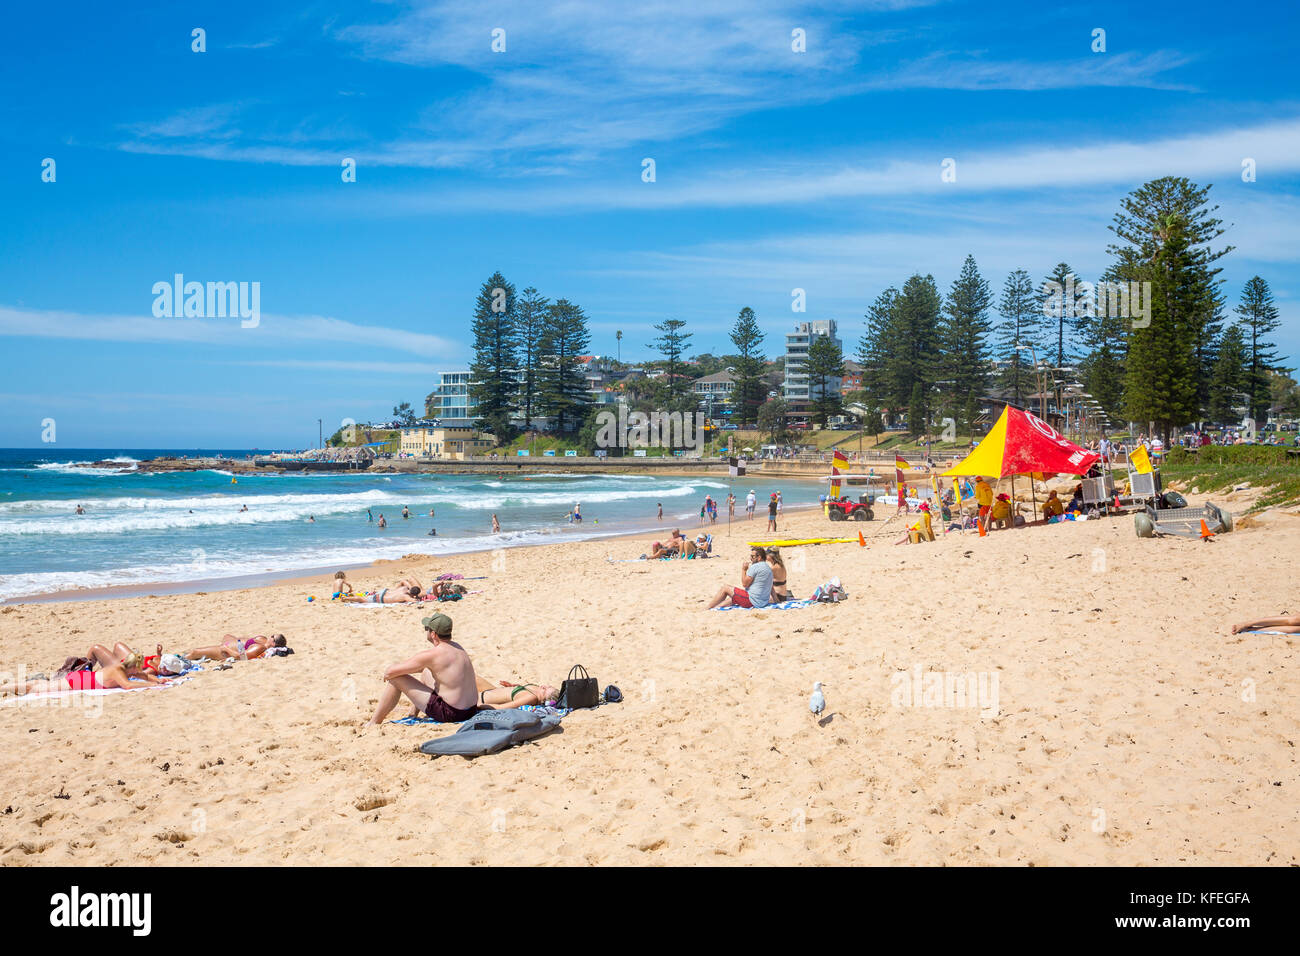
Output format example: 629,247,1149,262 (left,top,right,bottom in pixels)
366,612,481,725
